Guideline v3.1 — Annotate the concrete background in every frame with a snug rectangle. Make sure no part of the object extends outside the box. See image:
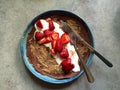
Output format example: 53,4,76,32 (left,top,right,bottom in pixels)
0,0,120,90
